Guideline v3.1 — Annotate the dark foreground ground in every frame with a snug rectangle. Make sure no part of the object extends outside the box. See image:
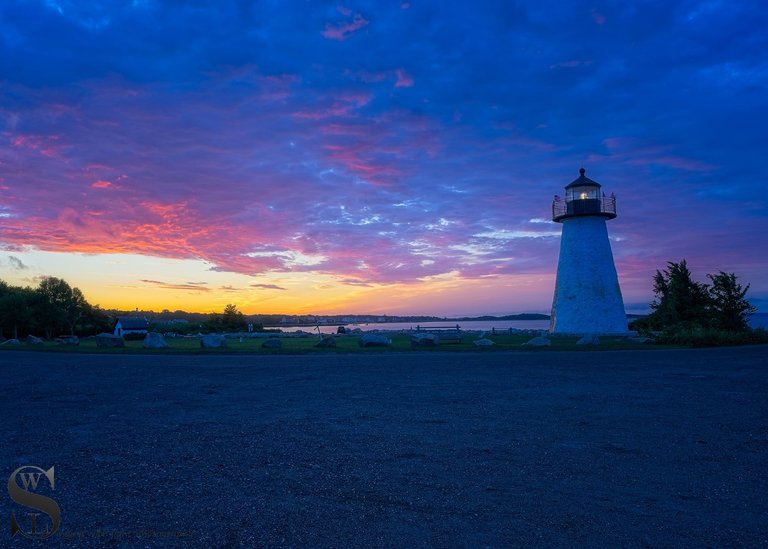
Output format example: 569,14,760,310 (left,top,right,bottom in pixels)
1,347,767,547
